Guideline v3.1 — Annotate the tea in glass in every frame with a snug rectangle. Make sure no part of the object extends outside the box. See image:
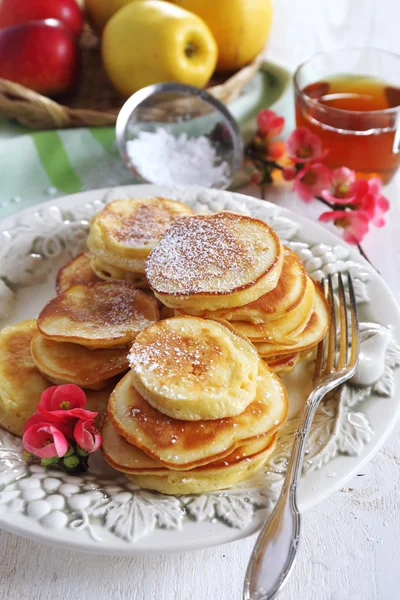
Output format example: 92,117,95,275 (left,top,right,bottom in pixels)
294,49,400,183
